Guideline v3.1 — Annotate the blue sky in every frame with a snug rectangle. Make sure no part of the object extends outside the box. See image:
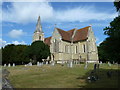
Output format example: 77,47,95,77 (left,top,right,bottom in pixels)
1,1,118,47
